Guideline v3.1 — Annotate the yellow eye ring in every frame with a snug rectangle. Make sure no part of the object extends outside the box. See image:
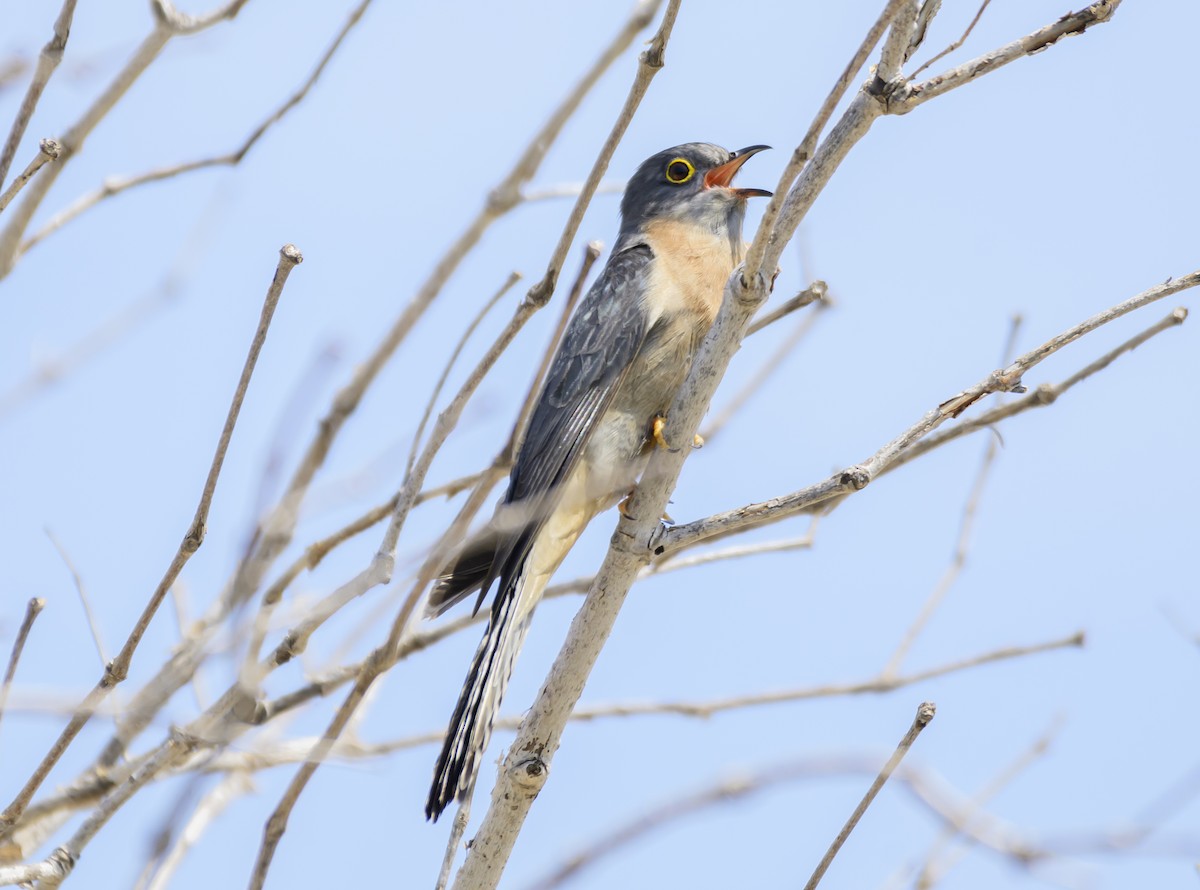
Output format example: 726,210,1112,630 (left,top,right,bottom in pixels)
664,157,695,184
